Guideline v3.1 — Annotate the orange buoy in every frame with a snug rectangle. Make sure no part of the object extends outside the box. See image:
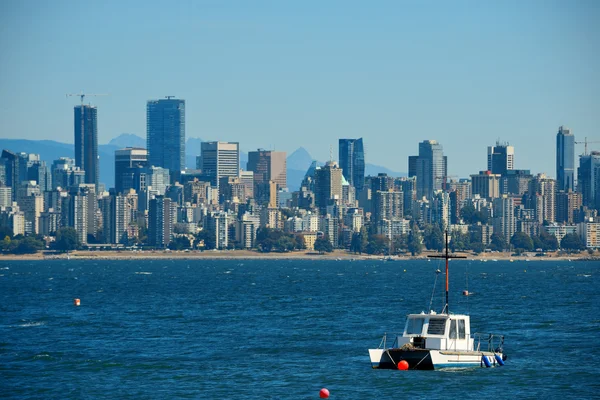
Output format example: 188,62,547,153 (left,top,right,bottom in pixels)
73,298,80,306
319,388,330,398
397,360,409,370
